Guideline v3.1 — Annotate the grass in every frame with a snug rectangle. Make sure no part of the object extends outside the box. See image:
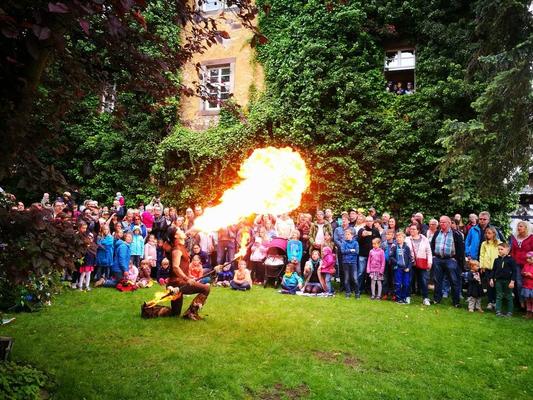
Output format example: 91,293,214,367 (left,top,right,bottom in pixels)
2,285,532,400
